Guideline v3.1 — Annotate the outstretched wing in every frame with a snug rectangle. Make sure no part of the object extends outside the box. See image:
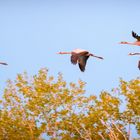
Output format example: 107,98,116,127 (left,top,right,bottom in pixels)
71,54,78,65
132,31,140,41
78,55,89,72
